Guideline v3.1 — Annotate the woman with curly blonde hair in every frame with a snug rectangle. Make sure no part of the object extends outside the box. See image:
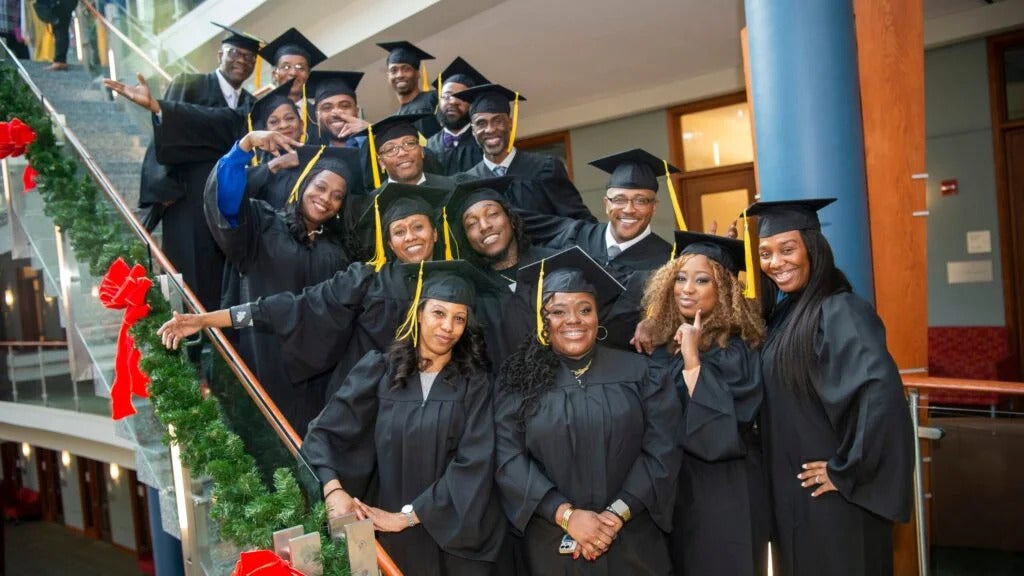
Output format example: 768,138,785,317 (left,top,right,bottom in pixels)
640,231,770,576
